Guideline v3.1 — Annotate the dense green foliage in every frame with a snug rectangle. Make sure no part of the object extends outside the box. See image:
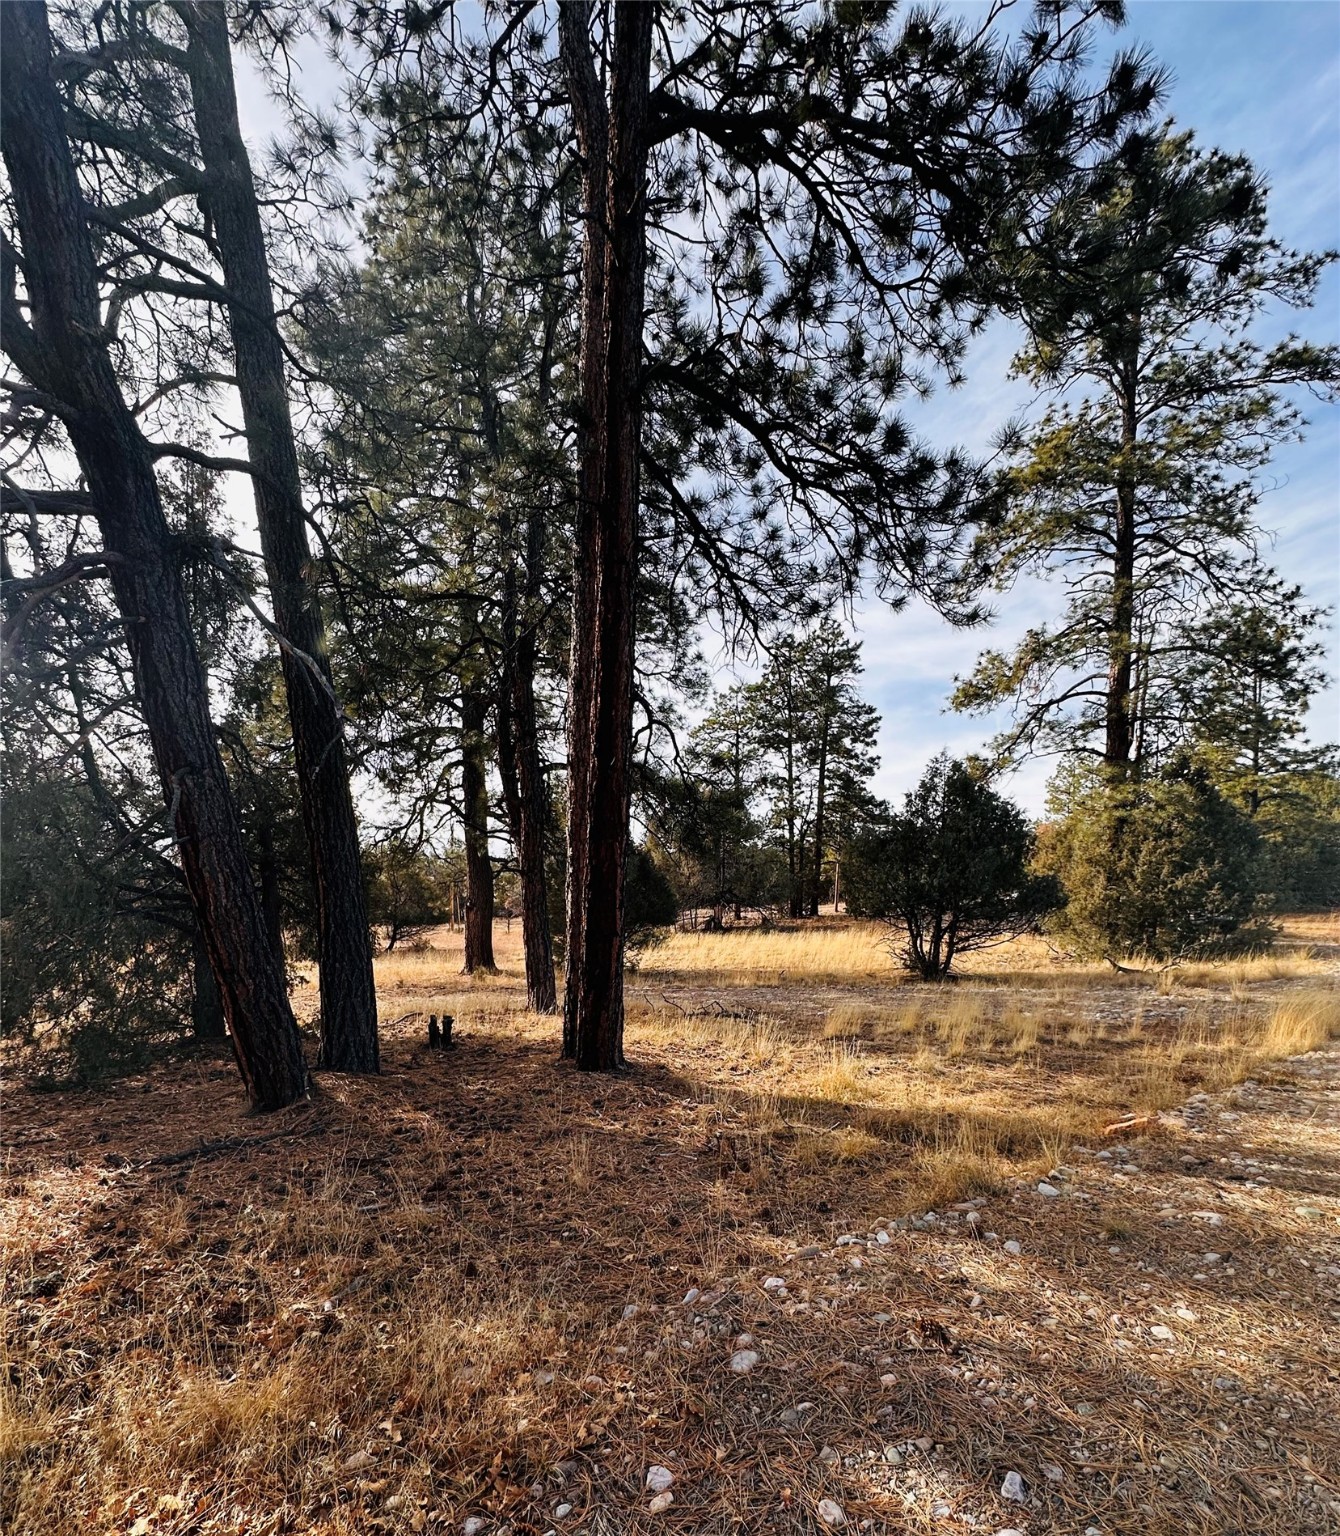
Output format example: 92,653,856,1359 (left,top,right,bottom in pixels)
363,840,455,952
1037,760,1267,960
0,769,197,1084
846,755,1056,979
